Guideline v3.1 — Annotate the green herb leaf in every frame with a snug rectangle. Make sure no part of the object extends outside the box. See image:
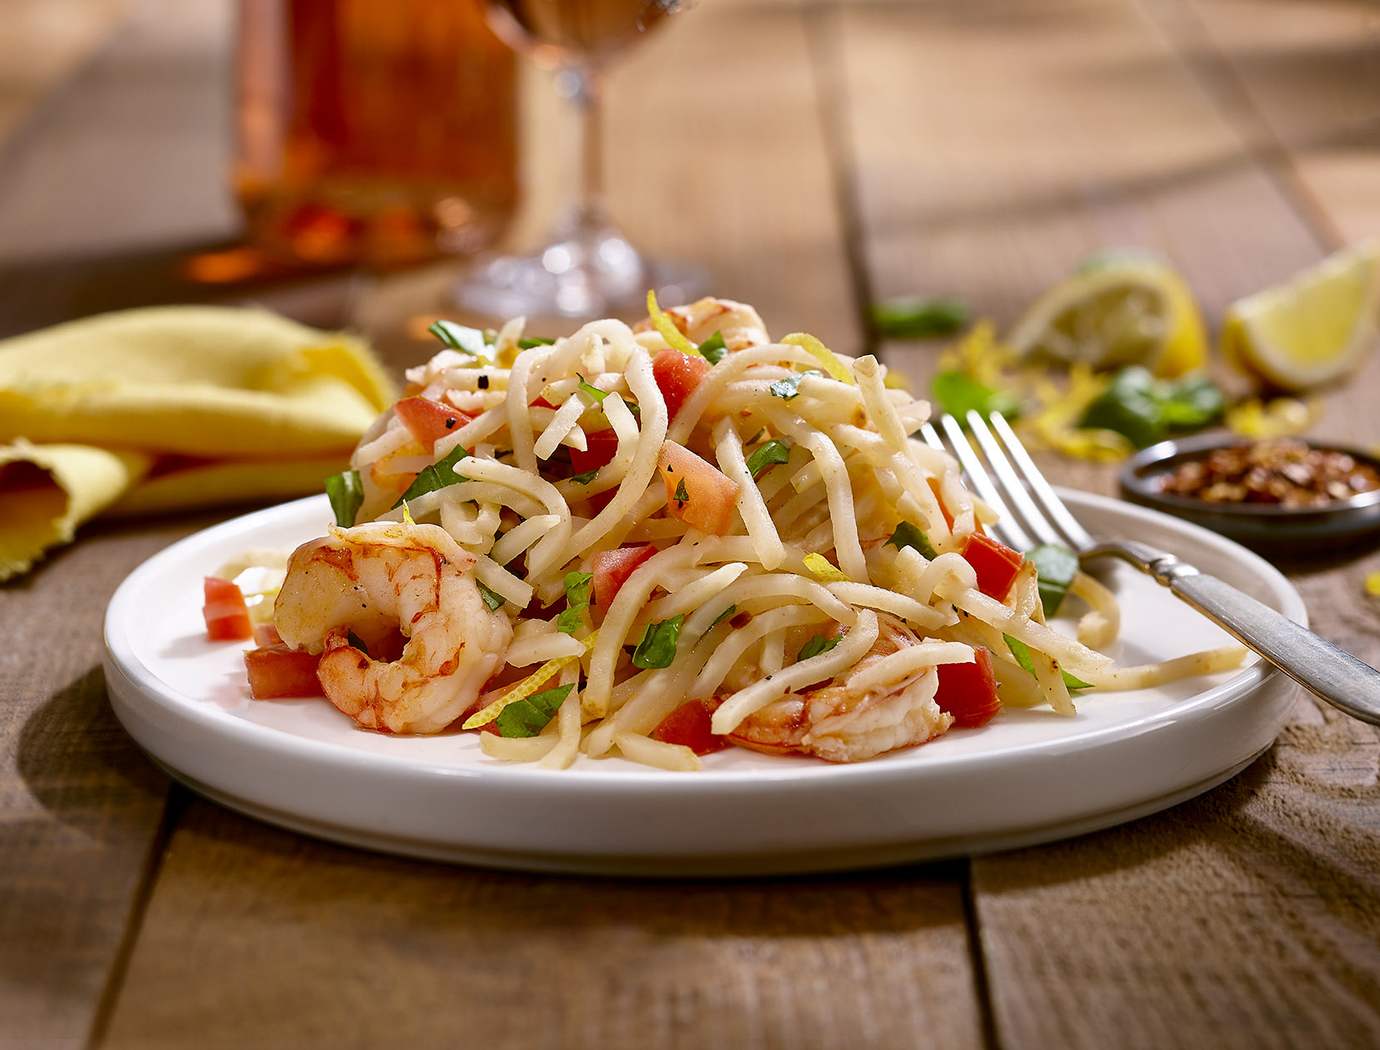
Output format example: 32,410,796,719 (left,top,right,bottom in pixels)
798,633,842,662
1027,543,1079,617
673,478,690,507
870,297,970,339
518,336,555,349
931,370,1021,421
745,439,792,479
1005,635,1091,690
477,581,506,611
429,320,494,361
886,521,937,559
394,445,469,506
632,614,685,669
496,683,575,737
769,369,823,401
324,469,364,527
556,572,594,634
708,604,737,630
1079,367,1225,448
698,331,728,365
570,468,600,485
576,373,609,405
